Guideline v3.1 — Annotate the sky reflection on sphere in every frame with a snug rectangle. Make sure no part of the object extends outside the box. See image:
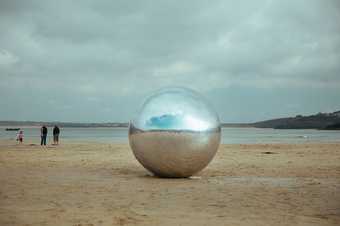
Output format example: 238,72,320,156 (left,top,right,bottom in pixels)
133,87,220,131
129,87,221,178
